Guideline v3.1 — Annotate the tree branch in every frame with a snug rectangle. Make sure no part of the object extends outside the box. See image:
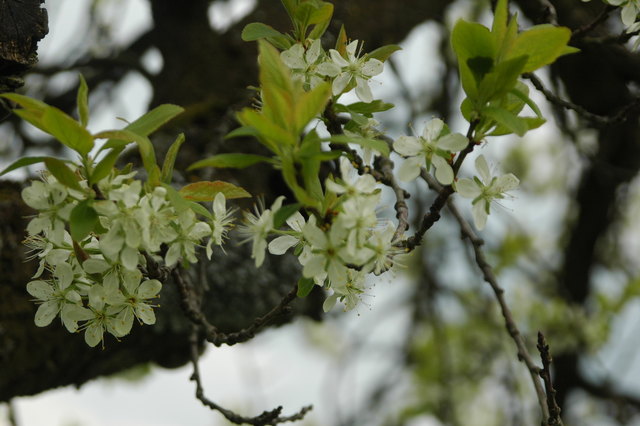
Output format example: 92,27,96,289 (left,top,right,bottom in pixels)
173,267,298,346
188,328,312,425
